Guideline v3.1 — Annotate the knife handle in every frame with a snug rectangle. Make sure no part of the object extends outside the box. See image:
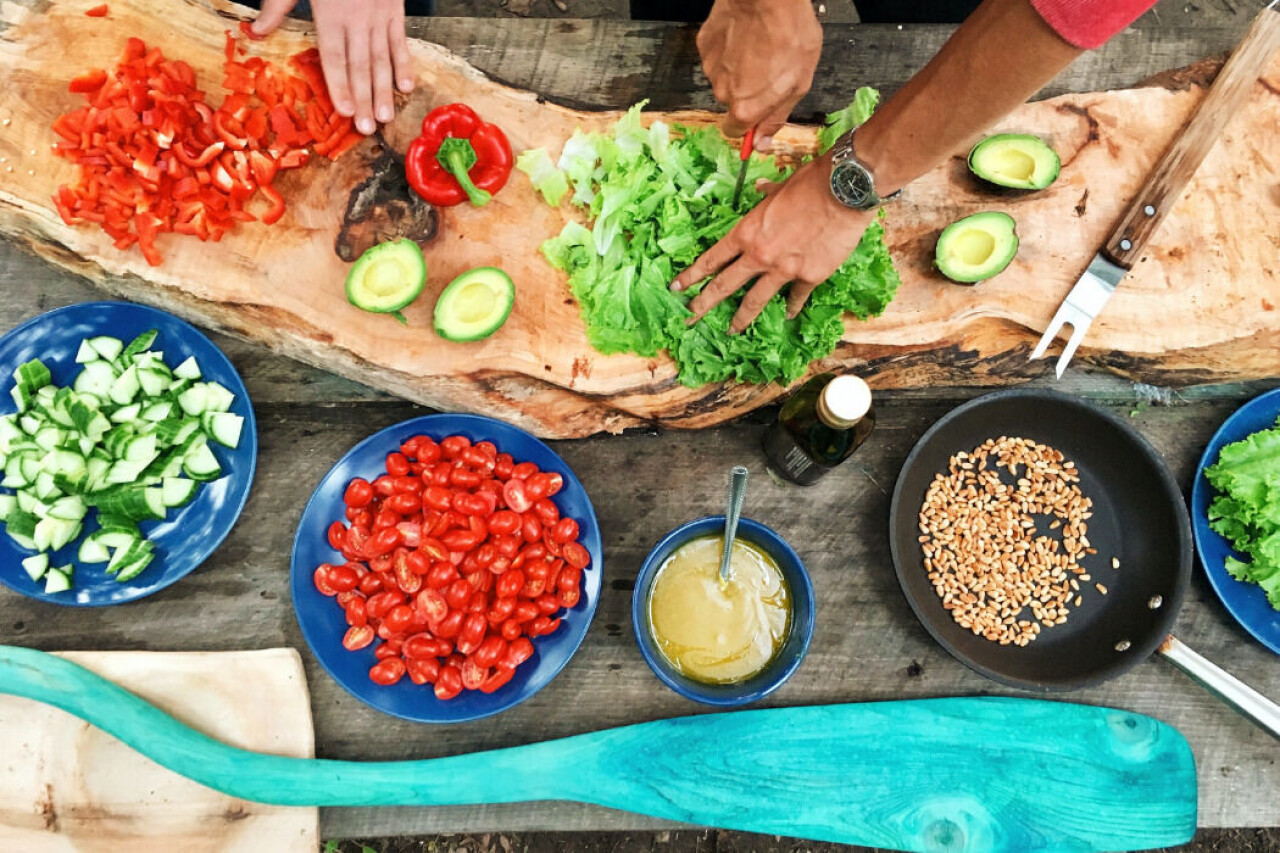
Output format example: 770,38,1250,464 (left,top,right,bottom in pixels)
1103,5,1280,270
